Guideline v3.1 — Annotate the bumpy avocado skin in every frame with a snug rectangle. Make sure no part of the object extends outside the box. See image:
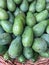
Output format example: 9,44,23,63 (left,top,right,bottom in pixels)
32,38,47,53
0,33,11,45
0,8,8,20
22,26,33,47
8,36,22,58
23,47,33,59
